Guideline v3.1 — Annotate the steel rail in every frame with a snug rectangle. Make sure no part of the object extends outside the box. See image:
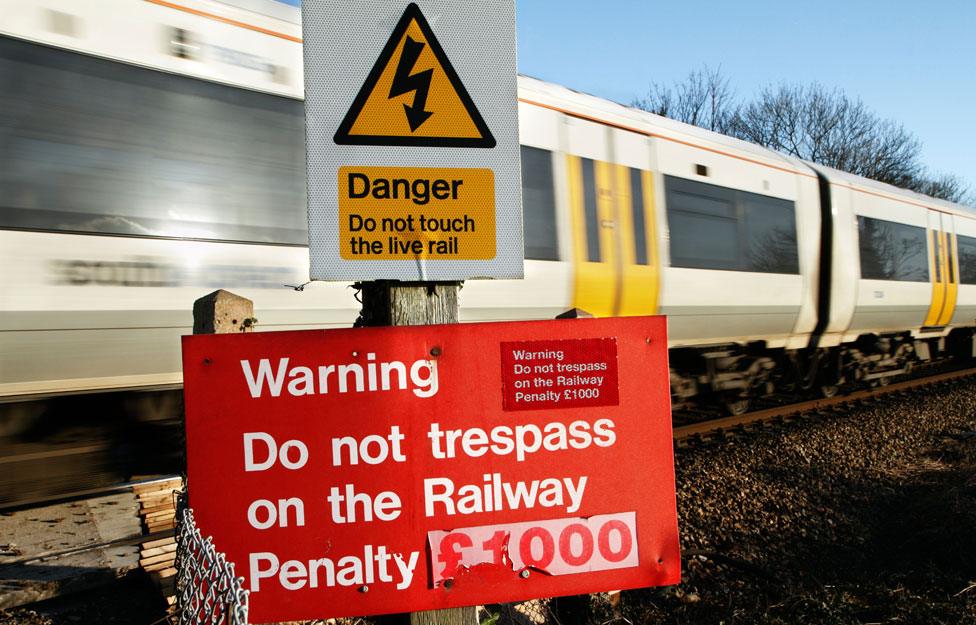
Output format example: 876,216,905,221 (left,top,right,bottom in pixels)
673,365,976,441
